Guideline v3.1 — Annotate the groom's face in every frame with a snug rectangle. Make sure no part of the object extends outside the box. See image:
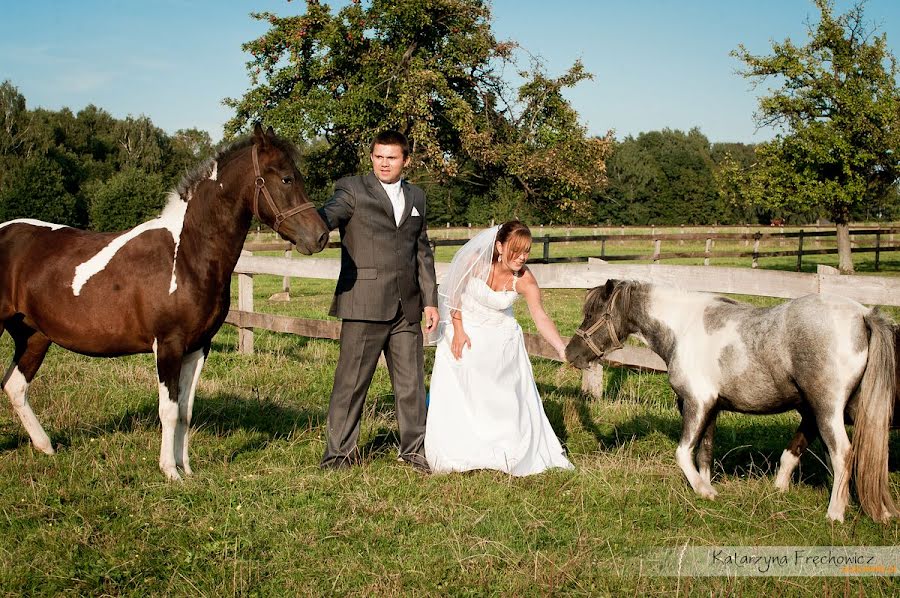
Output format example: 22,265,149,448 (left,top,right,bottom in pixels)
371,143,409,184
